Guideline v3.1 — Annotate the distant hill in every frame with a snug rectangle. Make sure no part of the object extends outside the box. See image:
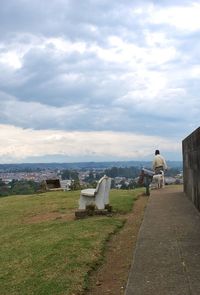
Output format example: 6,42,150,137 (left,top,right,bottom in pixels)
0,161,182,172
